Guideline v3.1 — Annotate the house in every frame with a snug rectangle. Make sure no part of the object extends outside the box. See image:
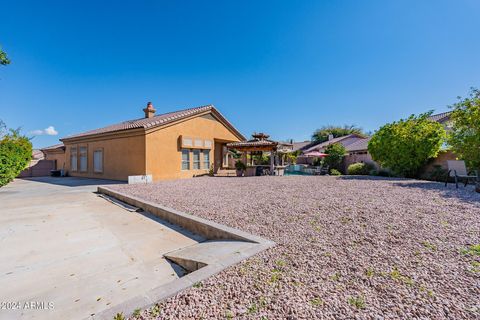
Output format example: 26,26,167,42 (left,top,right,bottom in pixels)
43,103,245,181
296,134,369,165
